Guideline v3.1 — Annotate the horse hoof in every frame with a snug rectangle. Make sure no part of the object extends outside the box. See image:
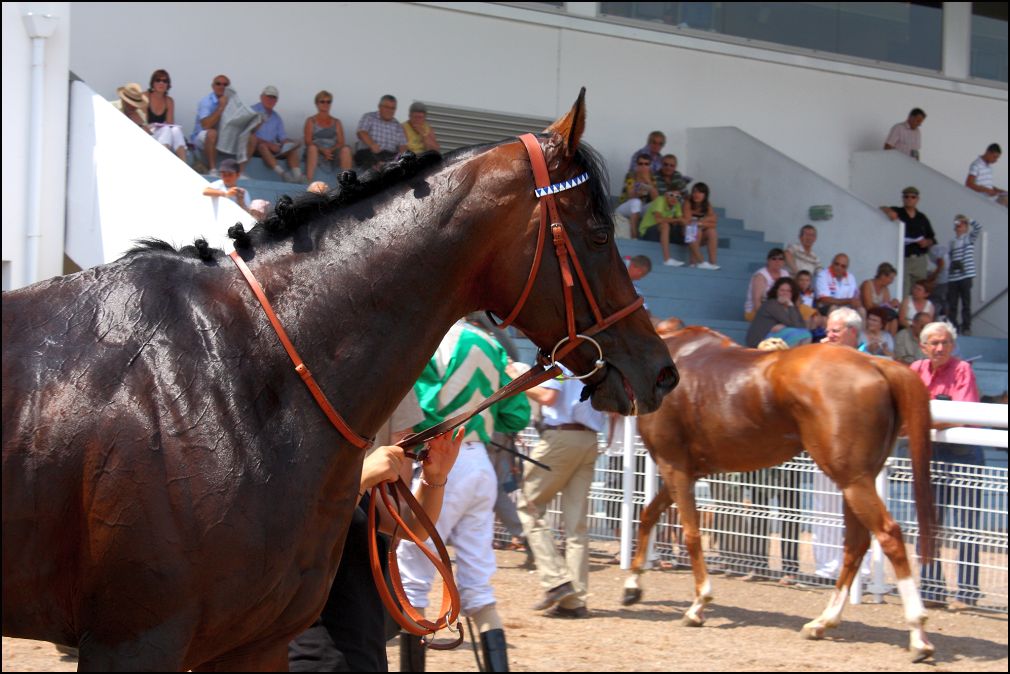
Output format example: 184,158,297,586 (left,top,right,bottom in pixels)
800,624,825,640
621,587,643,606
681,613,704,627
910,644,935,664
